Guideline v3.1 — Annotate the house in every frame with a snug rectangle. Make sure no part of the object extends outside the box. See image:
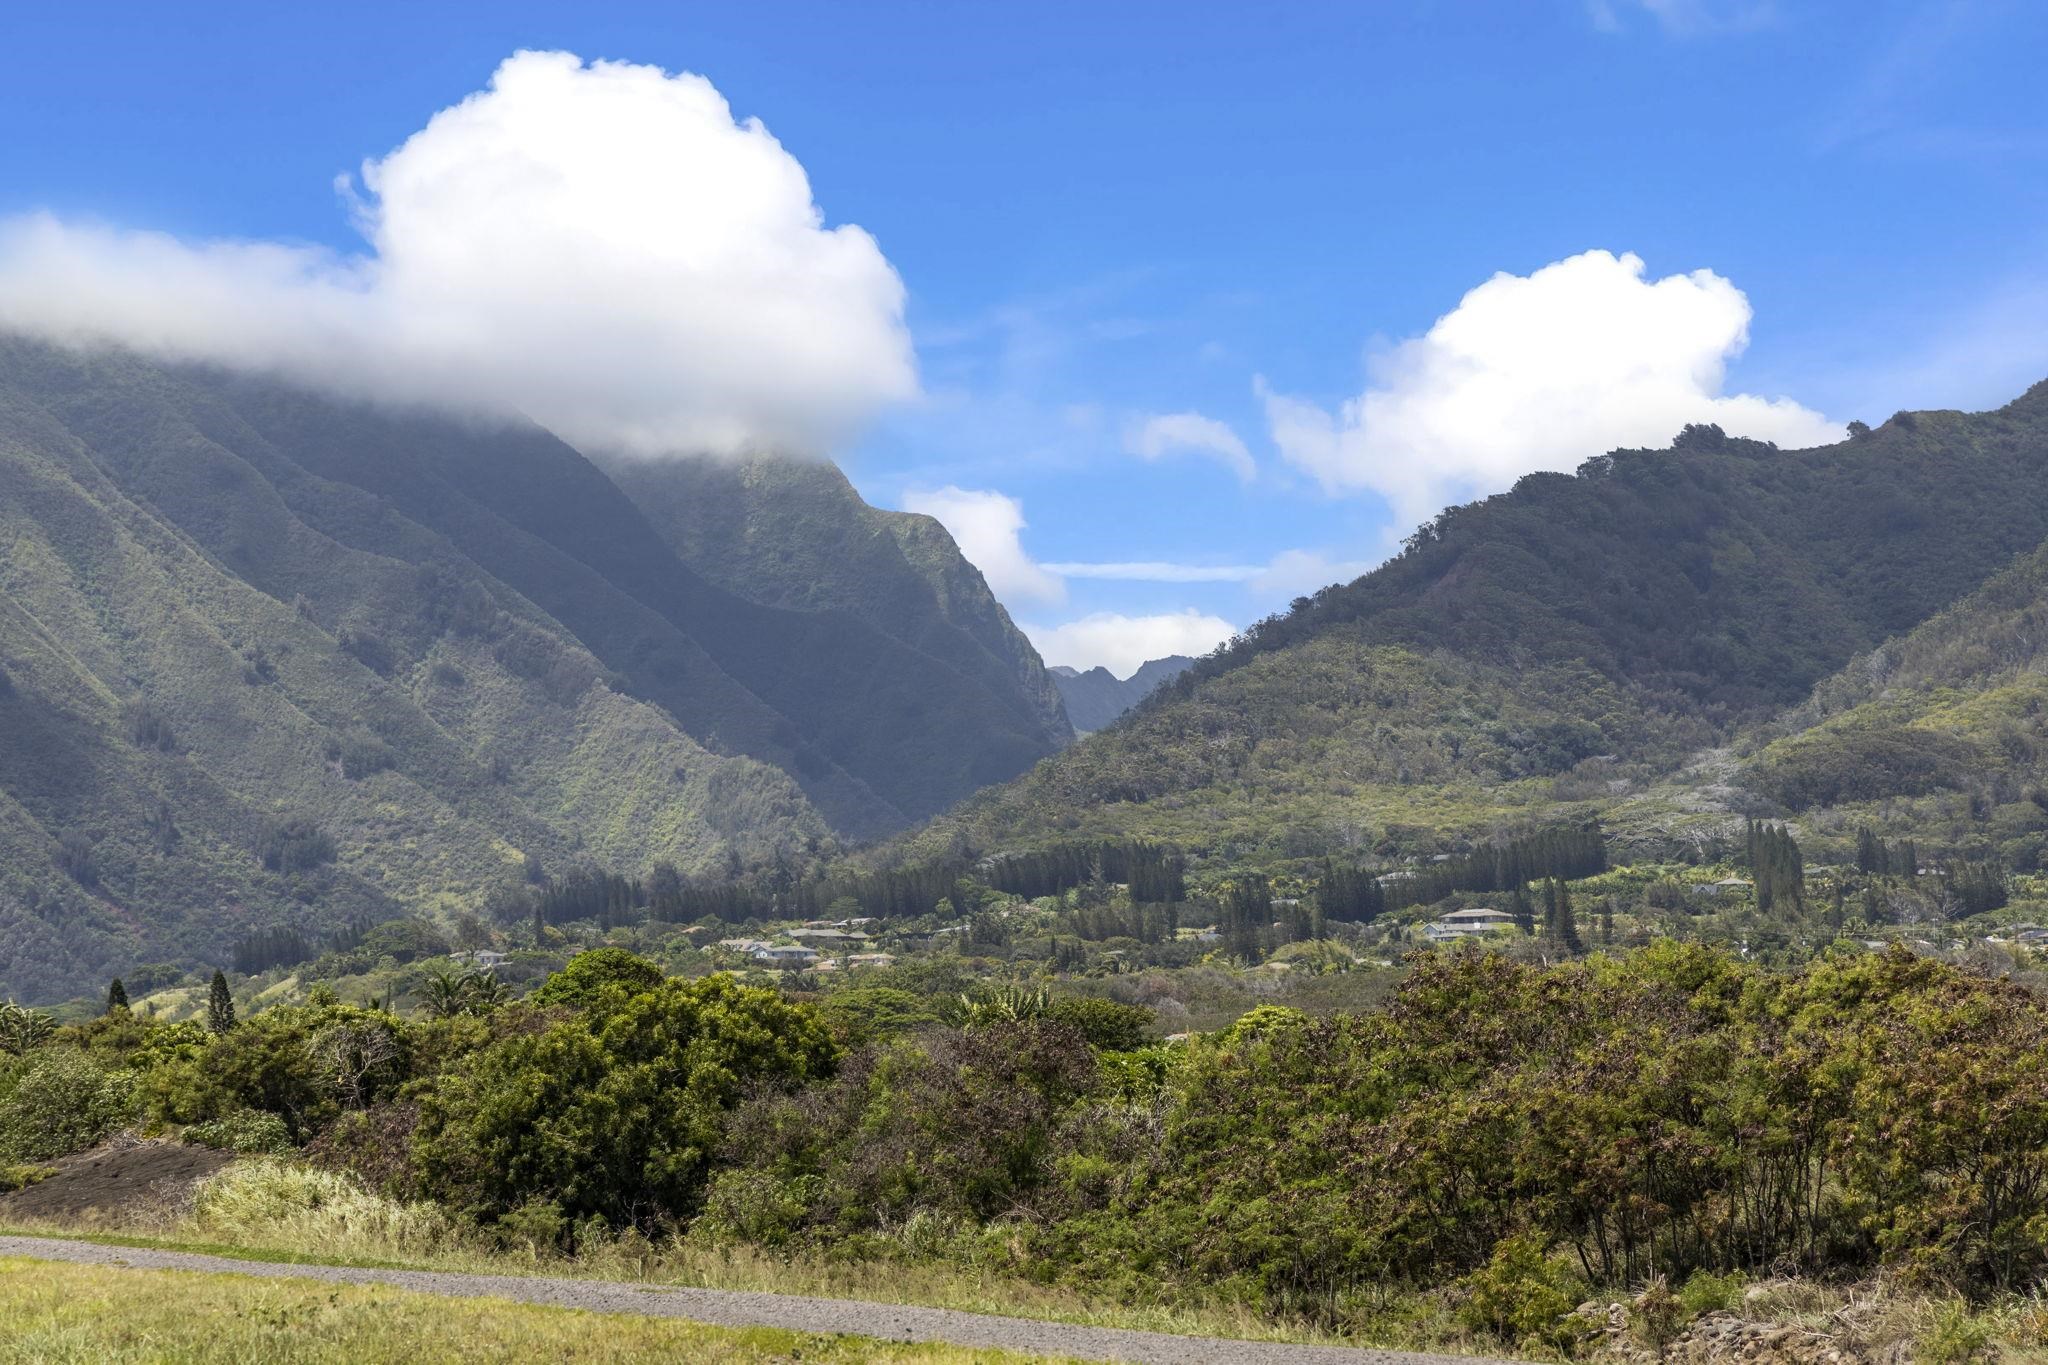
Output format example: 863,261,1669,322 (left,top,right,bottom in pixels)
1424,907,1517,942
749,944,818,968
845,952,896,968
791,928,872,946
451,949,508,972
718,937,772,954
